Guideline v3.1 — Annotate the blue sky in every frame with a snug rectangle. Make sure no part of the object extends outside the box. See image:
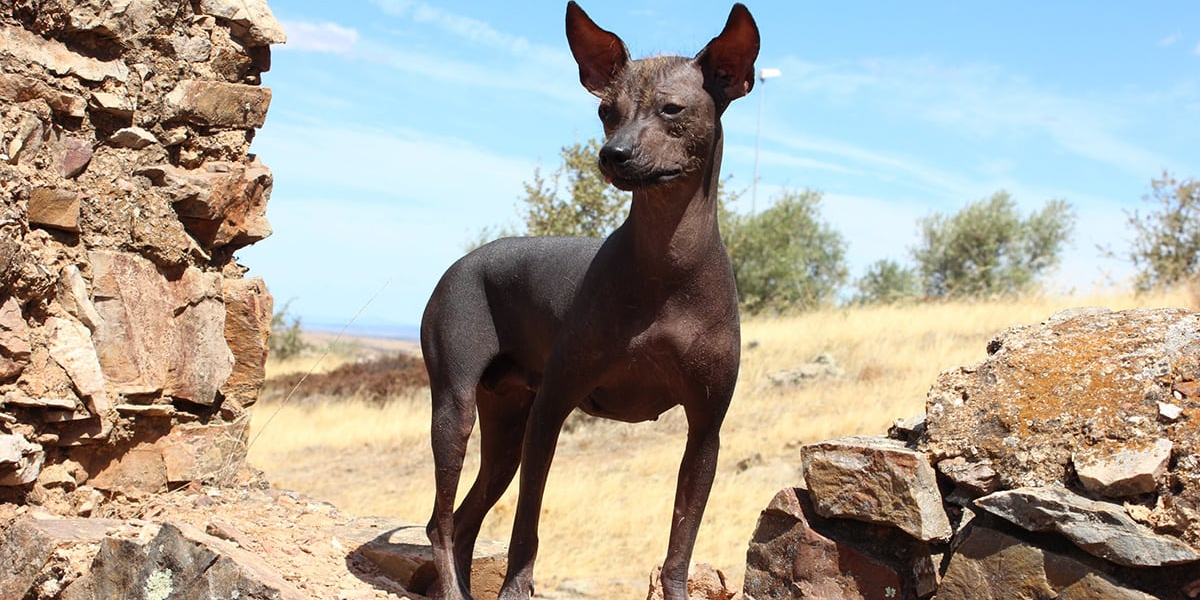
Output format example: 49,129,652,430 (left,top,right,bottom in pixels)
238,1,1199,336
